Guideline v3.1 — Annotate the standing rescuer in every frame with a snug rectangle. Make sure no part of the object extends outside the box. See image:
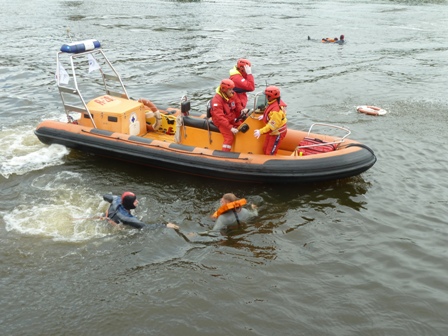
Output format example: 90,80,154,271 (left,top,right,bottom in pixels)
253,86,288,155
229,58,255,109
210,79,244,152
